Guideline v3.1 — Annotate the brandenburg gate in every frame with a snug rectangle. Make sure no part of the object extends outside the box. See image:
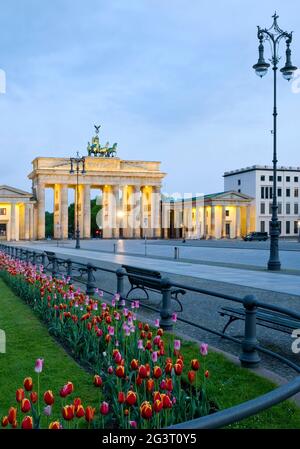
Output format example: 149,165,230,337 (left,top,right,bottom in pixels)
28,128,165,240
